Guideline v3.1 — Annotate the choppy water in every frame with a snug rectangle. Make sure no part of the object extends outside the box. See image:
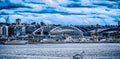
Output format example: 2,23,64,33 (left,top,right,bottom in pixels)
0,43,120,59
